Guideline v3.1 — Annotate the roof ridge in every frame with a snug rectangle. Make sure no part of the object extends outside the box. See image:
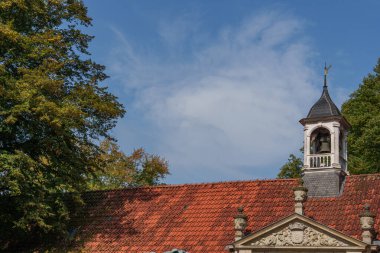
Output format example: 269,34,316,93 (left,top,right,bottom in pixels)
83,177,299,194
82,174,380,194
347,173,380,178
